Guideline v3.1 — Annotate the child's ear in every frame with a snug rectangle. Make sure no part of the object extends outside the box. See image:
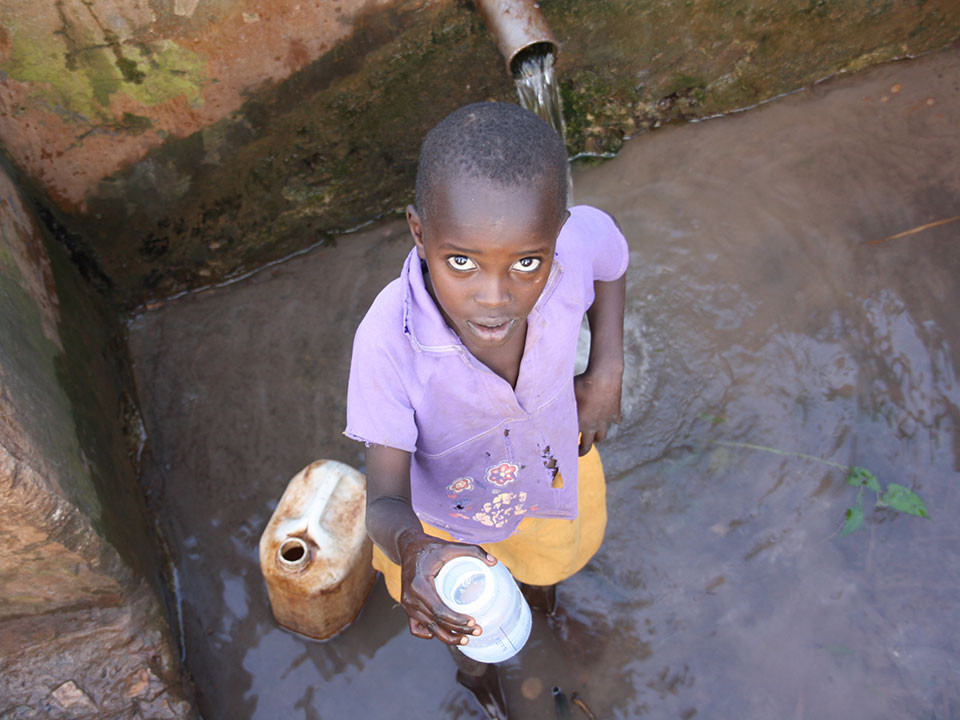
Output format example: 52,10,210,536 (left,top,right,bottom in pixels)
406,205,426,259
